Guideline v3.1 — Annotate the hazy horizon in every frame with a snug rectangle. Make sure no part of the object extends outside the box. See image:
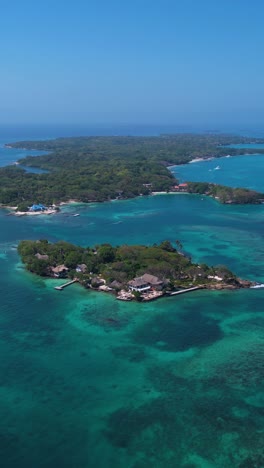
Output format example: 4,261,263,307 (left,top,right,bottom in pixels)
2,122,264,140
